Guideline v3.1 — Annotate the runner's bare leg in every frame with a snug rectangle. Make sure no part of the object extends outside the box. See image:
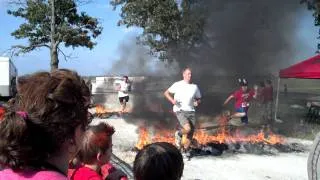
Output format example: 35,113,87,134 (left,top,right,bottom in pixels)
231,112,246,118
181,122,192,150
121,99,126,113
